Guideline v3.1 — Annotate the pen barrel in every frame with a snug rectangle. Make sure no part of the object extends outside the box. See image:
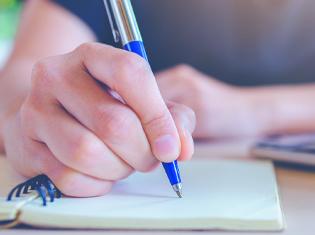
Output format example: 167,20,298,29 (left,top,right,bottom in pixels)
162,161,182,185
124,40,181,187
107,0,182,190
123,41,148,61
109,0,142,45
